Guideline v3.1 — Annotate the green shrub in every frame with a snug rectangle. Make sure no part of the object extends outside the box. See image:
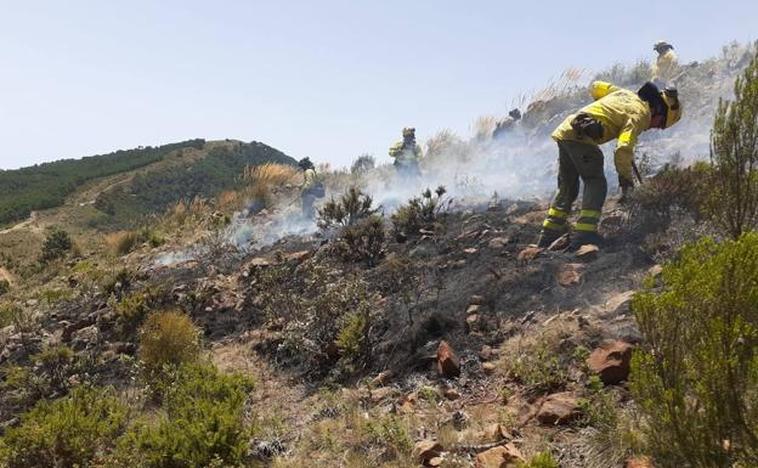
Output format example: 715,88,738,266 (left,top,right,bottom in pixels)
0,386,128,467
502,332,571,396
364,414,413,460
519,451,559,468
113,285,166,338
632,234,758,466
708,49,758,239
335,214,386,266
139,309,201,371
0,279,8,296
39,228,73,263
318,187,379,229
391,186,448,237
114,362,254,467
